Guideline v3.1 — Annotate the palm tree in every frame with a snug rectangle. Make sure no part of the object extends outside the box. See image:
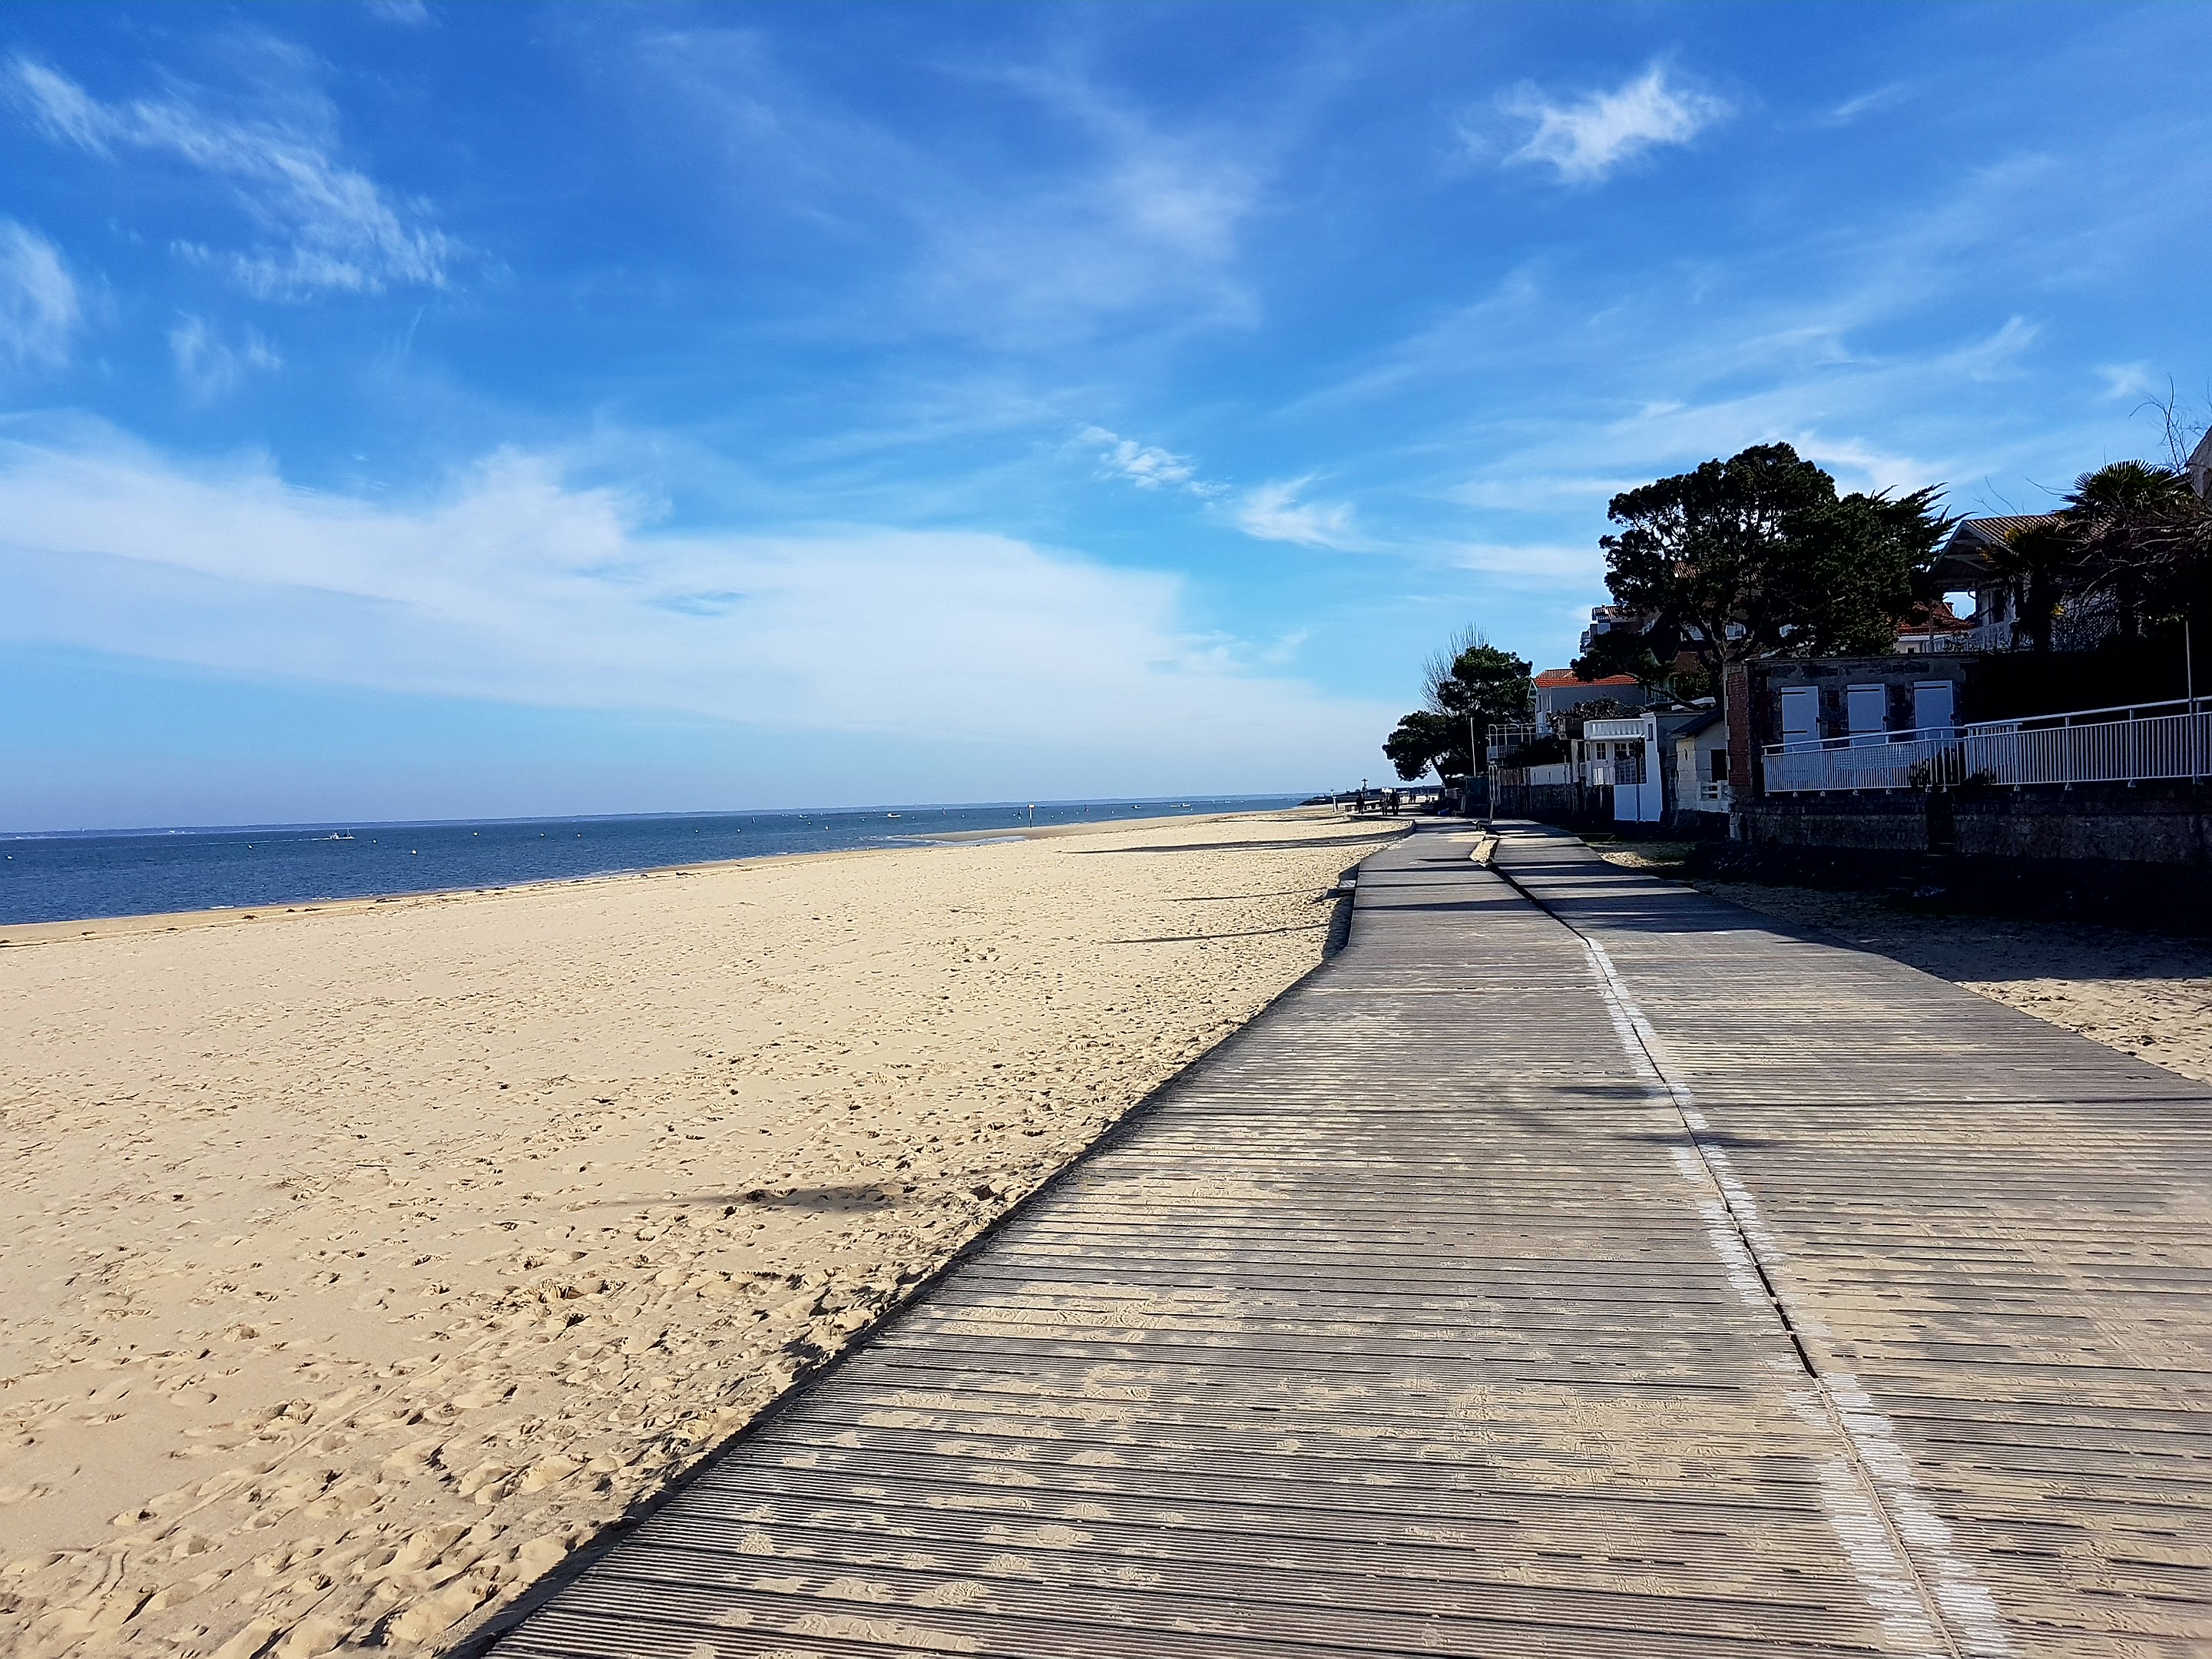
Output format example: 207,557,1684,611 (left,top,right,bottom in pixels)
1988,520,2075,652
1994,463,2212,654
2063,462,2209,624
